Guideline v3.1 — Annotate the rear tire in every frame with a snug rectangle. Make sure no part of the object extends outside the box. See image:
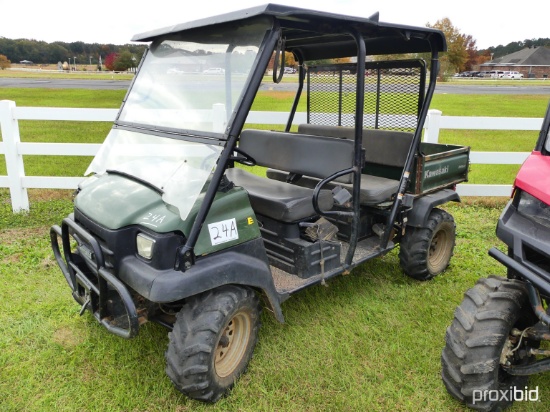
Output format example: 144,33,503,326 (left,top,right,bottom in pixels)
399,208,455,280
441,276,537,411
165,285,261,403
